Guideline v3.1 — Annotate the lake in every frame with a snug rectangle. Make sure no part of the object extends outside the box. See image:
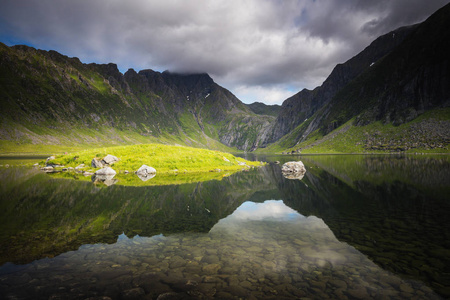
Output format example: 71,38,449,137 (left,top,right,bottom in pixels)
0,154,449,299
